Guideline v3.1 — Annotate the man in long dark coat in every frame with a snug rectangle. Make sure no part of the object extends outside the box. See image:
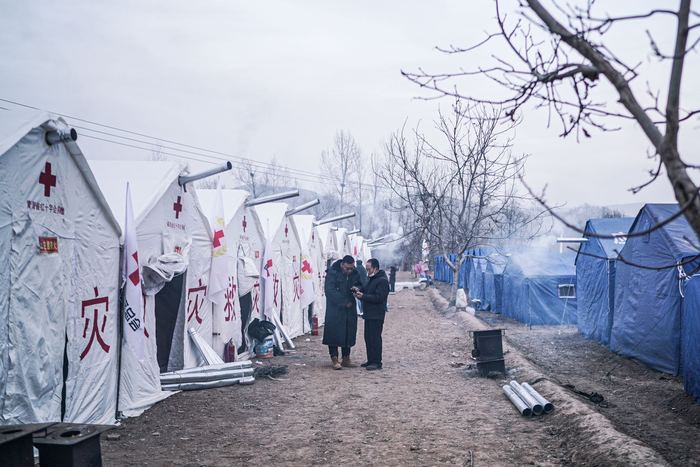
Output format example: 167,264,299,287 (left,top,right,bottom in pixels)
323,255,362,369
354,258,390,371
